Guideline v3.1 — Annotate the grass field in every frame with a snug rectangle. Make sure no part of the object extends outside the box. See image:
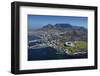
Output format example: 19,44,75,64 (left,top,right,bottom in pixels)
64,41,87,54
